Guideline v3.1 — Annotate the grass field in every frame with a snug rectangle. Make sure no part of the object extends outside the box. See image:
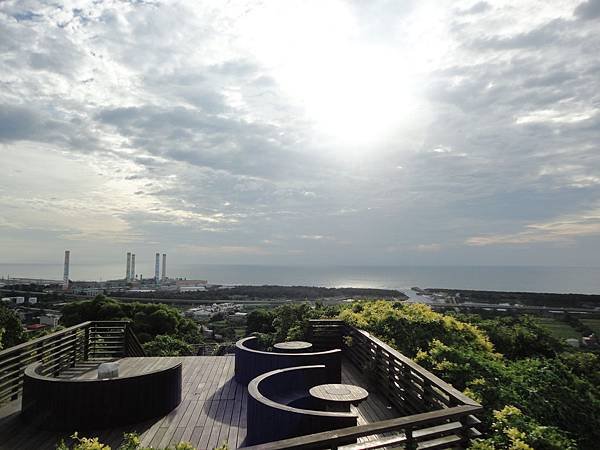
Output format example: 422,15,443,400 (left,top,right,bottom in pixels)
535,317,581,340
580,318,600,335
